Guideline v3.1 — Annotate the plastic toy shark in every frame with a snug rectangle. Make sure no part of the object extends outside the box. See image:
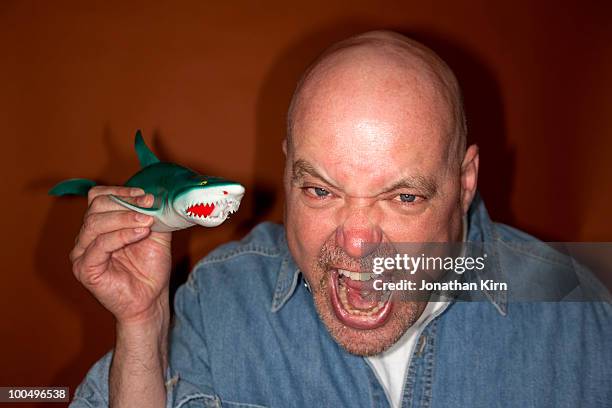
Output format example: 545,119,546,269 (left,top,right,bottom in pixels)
49,130,245,232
